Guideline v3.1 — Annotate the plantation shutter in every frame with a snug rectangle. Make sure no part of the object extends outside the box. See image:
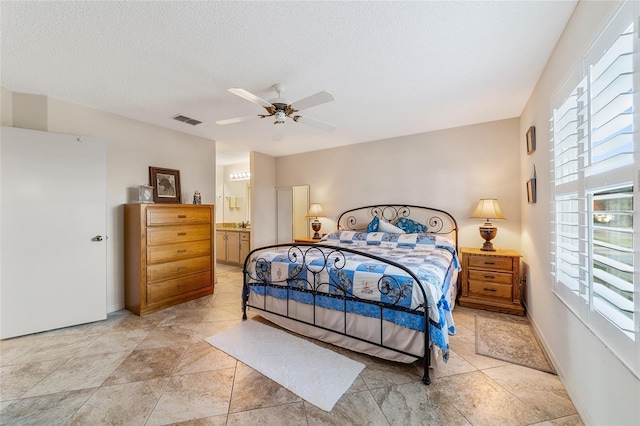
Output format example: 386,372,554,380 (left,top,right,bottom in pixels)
551,2,637,374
